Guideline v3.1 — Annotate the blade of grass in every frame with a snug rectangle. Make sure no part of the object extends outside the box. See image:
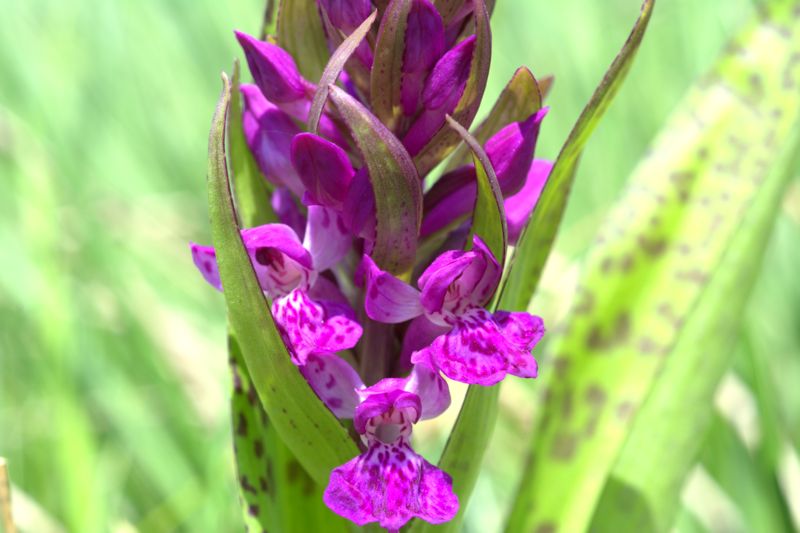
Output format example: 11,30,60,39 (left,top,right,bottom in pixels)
497,0,655,313
206,74,358,485
507,3,800,531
